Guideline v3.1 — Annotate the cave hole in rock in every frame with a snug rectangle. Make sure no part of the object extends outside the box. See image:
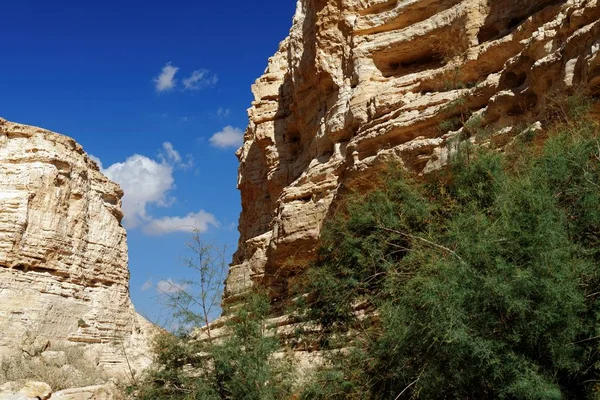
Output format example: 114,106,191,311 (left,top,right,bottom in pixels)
477,0,563,43
478,25,501,43
501,71,528,90
373,20,470,80
507,16,527,30
375,50,446,78
317,140,335,162
284,129,302,158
